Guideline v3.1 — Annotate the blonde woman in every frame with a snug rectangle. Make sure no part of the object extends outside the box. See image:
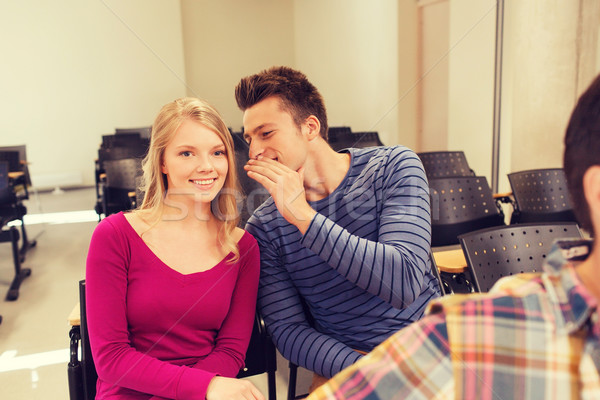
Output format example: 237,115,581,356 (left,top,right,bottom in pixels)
86,98,263,400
